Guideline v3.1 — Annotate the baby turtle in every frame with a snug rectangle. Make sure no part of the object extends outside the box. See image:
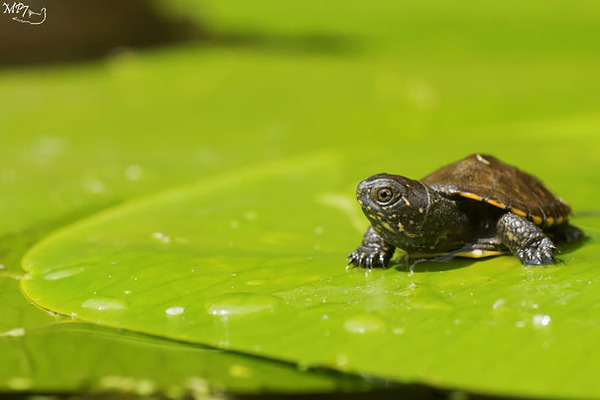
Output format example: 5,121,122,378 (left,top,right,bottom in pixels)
348,154,583,267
